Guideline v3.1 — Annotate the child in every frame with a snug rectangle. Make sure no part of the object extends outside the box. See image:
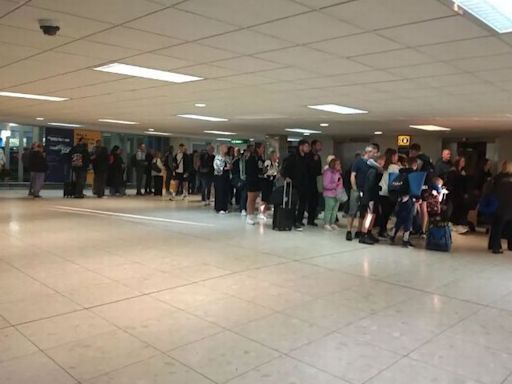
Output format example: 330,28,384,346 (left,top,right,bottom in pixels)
323,158,344,231
426,176,449,221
